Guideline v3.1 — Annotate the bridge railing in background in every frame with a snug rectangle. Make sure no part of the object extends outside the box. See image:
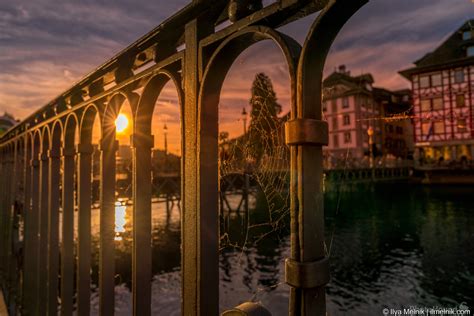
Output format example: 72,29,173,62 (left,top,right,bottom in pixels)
0,0,367,315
